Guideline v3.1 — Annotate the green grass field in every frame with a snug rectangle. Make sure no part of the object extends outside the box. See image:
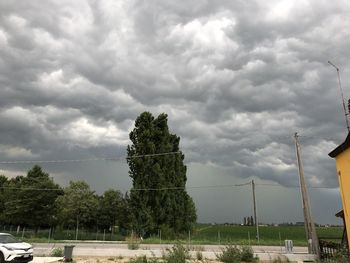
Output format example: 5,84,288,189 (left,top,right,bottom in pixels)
145,224,343,246
192,224,343,246
8,224,343,246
